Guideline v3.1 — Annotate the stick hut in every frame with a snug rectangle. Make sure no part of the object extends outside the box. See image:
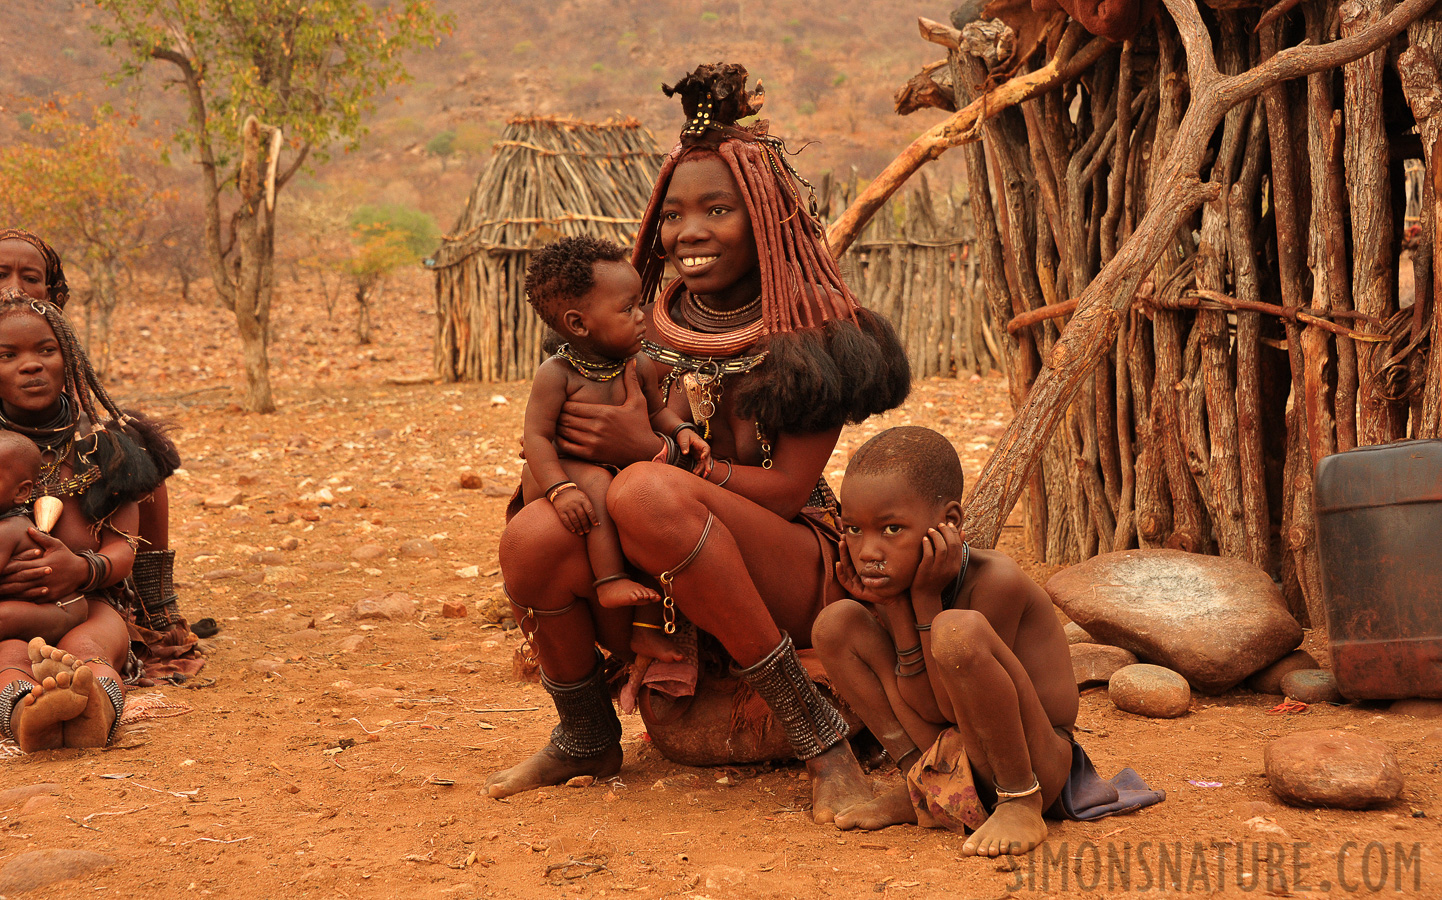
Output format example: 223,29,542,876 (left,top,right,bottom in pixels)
430,116,664,382
840,0,1441,630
